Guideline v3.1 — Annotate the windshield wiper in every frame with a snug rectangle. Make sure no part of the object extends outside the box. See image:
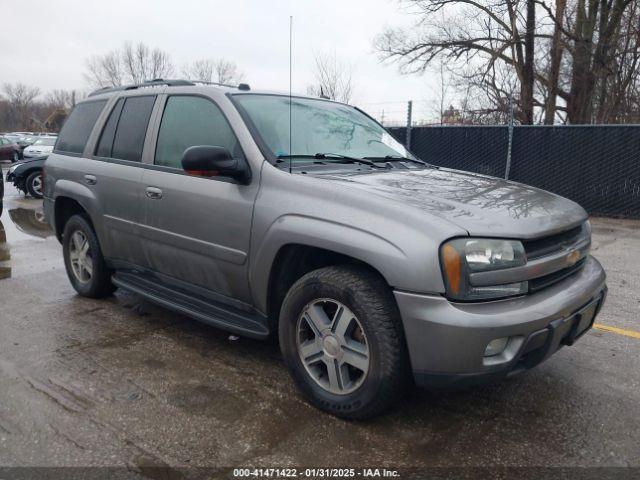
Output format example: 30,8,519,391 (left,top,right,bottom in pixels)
362,155,430,166
277,153,383,168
